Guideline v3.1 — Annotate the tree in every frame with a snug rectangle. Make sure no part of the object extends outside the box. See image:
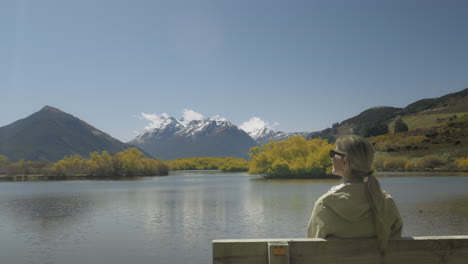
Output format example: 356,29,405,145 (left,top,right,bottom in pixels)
166,157,249,172
51,154,88,176
7,159,27,175
248,136,334,178
1,149,169,177
356,122,388,137
114,148,143,176
0,155,11,174
394,118,409,133
332,122,339,133
89,151,113,176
